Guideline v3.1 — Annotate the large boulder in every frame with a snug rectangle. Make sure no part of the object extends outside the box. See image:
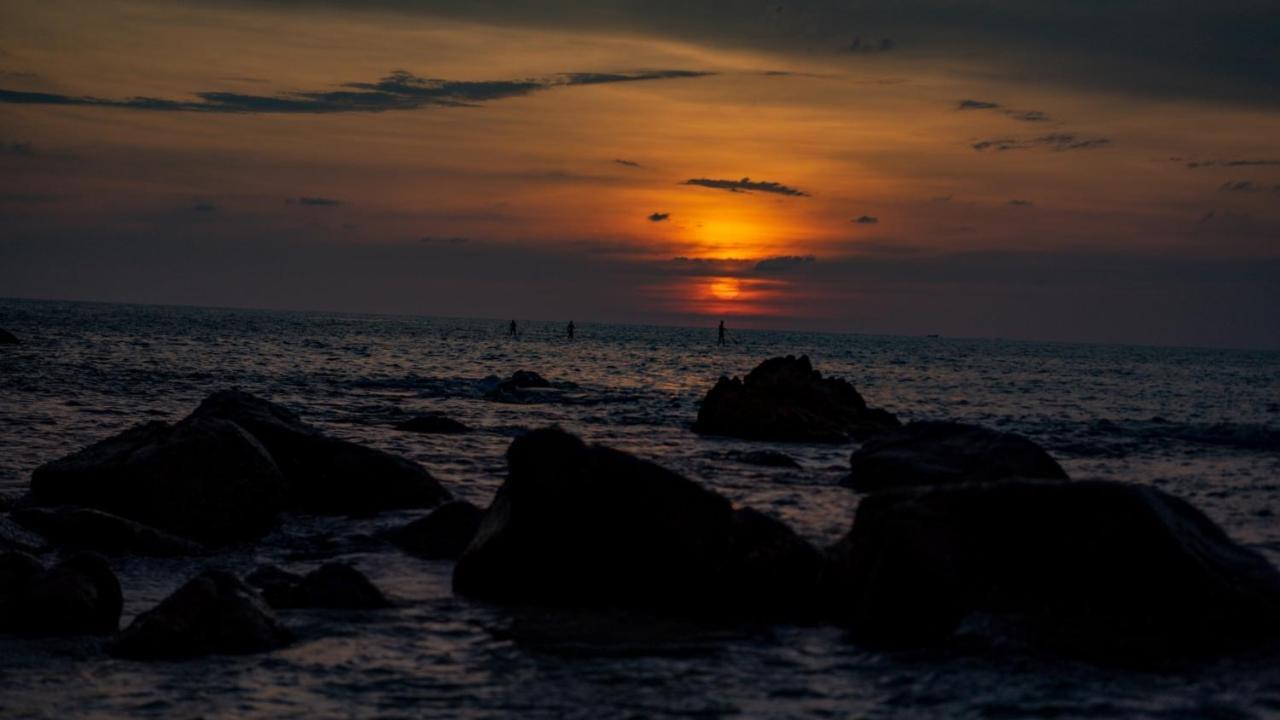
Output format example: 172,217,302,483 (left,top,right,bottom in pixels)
1,553,122,636
722,508,824,619
30,417,286,544
112,569,291,659
245,563,391,609
190,390,450,513
845,421,1068,492
11,507,205,556
0,328,18,345
693,355,900,442
0,516,47,554
383,500,483,560
453,427,736,609
823,480,1280,661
